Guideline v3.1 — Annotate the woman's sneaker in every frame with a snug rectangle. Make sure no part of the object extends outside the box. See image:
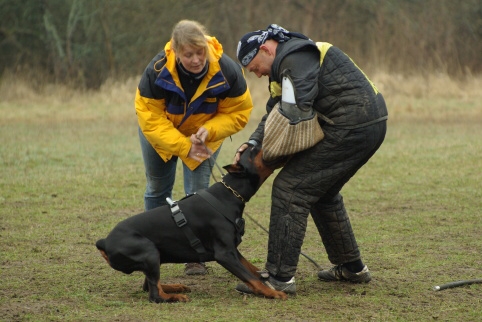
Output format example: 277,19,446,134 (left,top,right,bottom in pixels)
235,275,296,295
184,262,207,275
318,264,371,283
